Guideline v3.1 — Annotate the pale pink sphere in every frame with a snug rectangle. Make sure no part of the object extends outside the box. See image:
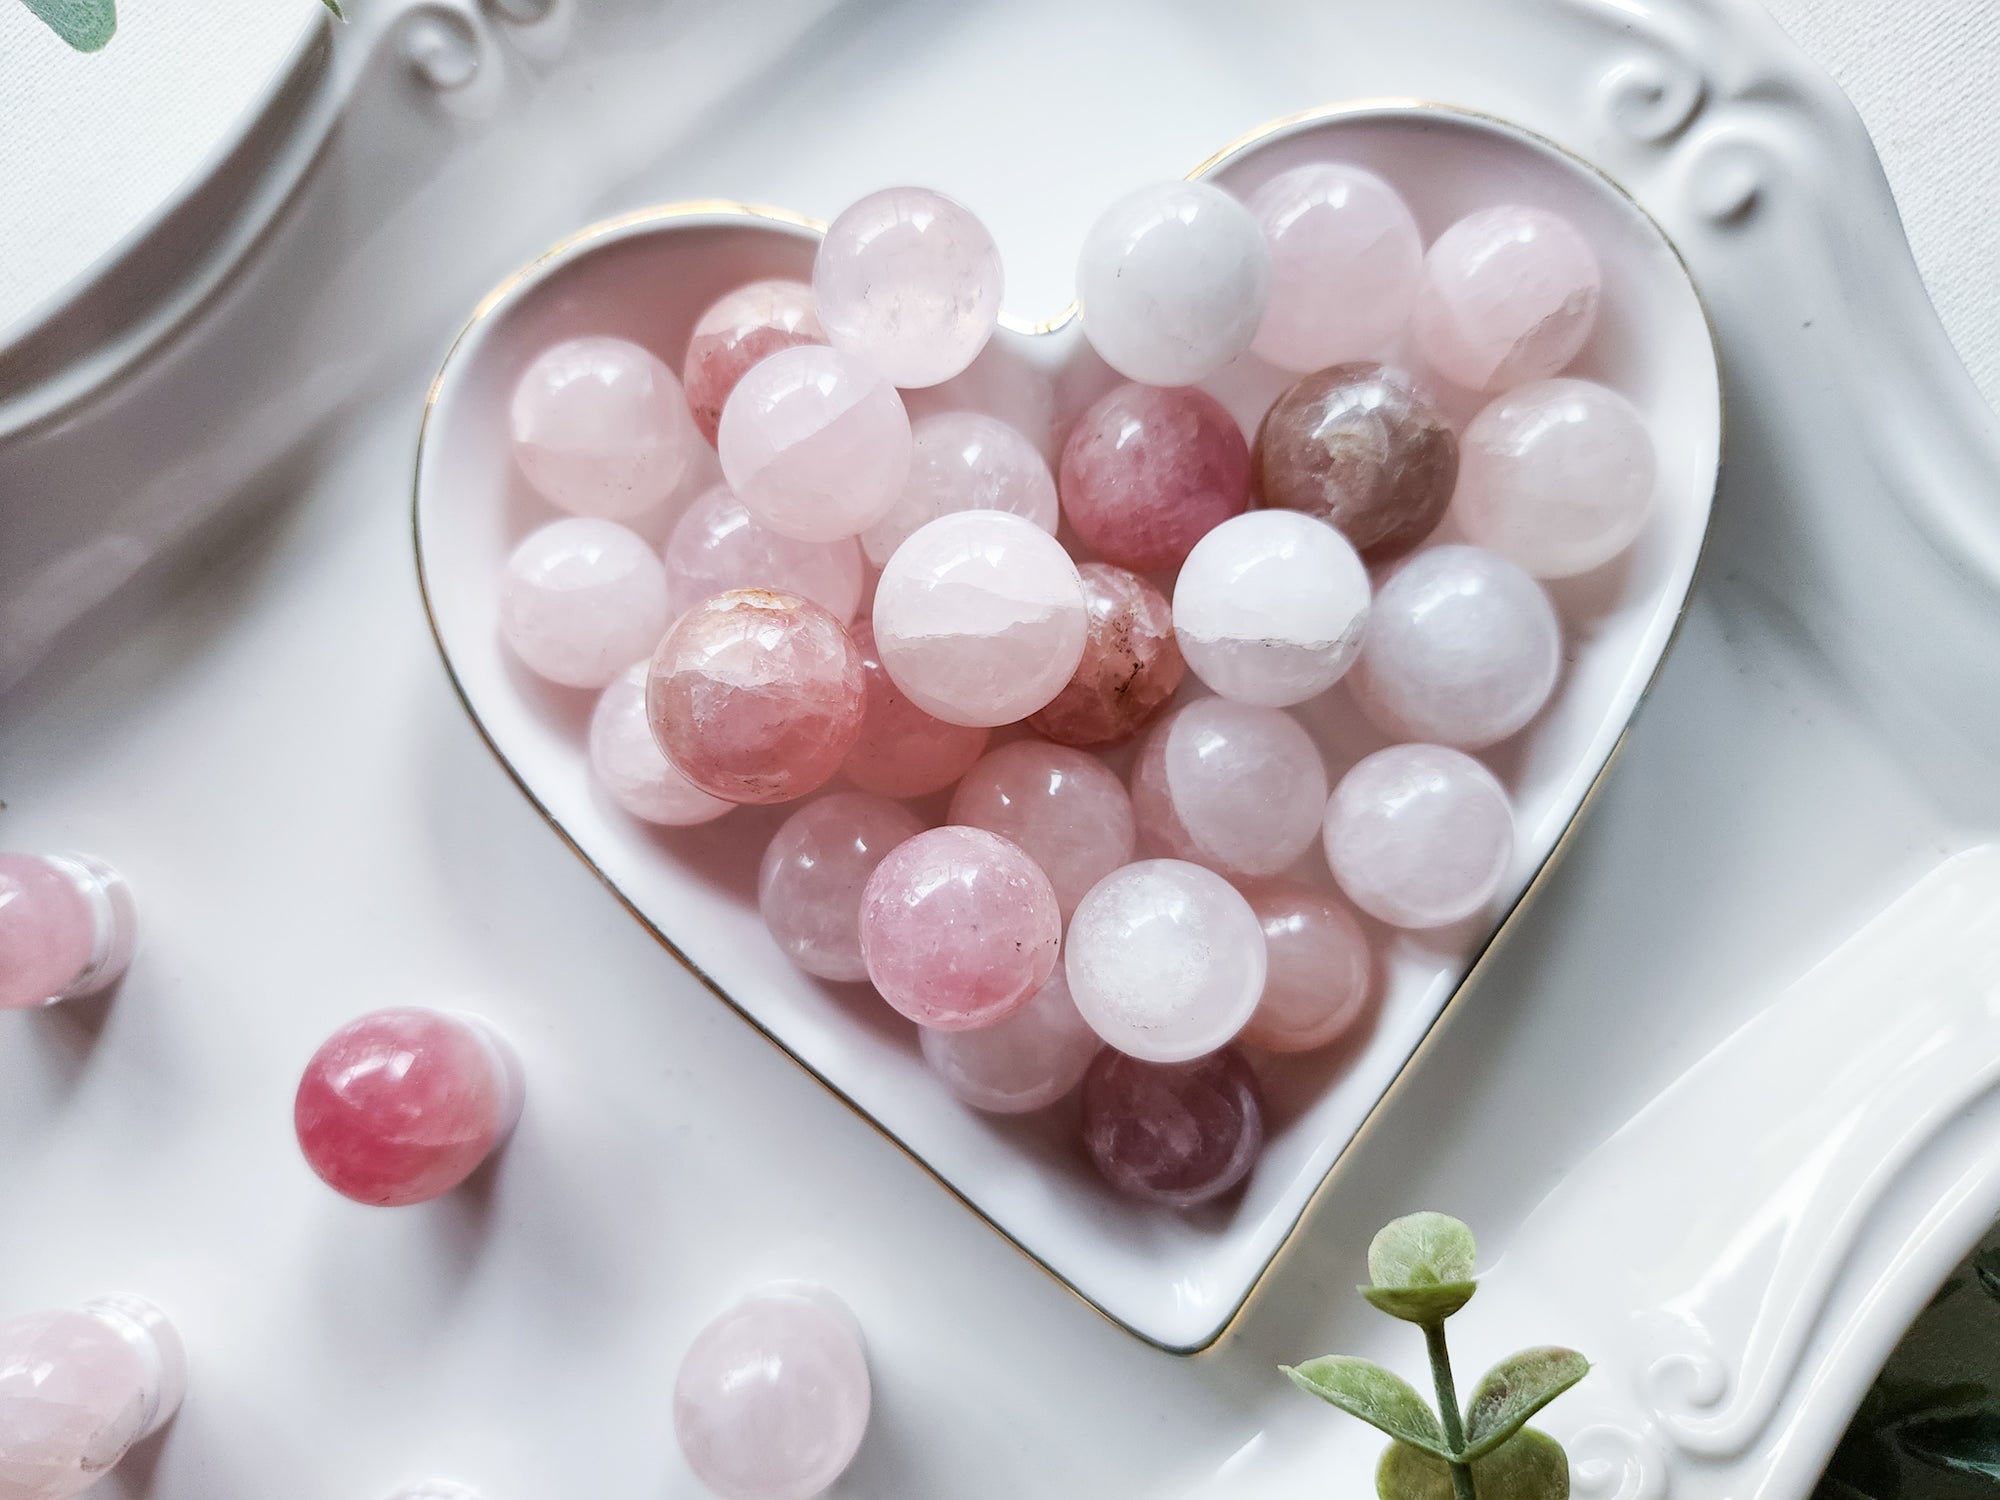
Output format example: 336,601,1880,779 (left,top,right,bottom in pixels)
1454,378,1657,578
758,793,924,981
1058,383,1250,574
1130,699,1328,879
858,826,1061,1030
871,511,1089,728
663,483,864,624
294,1008,522,1207
860,412,1057,567
0,854,101,1010
683,279,825,446
1324,744,1515,929
1412,205,1602,392
947,741,1135,919
1238,879,1375,1053
588,664,734,827
814,186,1004,388
920,968,1102,1113
840,620,991,799
646,589,866,805
717,345,913,542
510,336,697,519
1246,163,1424,372
0,1301,183,1499
1351,545,1560,750
673,1285,871,1500
499,518,671,689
